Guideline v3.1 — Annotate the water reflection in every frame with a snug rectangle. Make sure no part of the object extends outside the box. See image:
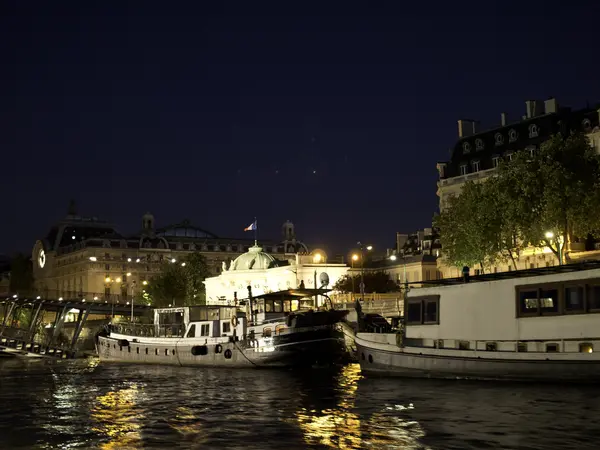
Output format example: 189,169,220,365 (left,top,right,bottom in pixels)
2,360,600,449
91,383,144,449
294,364,363,449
